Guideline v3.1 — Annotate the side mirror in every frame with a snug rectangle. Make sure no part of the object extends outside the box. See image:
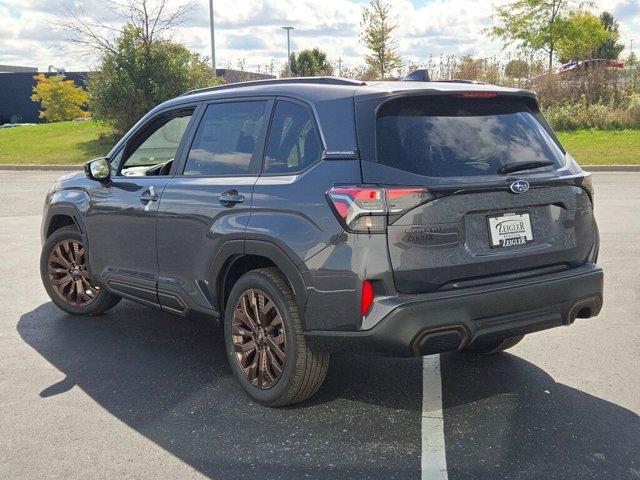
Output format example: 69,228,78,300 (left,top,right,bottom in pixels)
85,157,111,182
